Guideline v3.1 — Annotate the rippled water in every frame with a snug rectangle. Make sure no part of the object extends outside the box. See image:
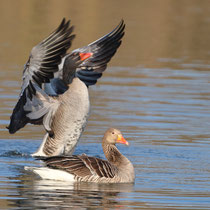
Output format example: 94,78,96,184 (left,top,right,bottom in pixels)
1,1,210,209
1,67,210,209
